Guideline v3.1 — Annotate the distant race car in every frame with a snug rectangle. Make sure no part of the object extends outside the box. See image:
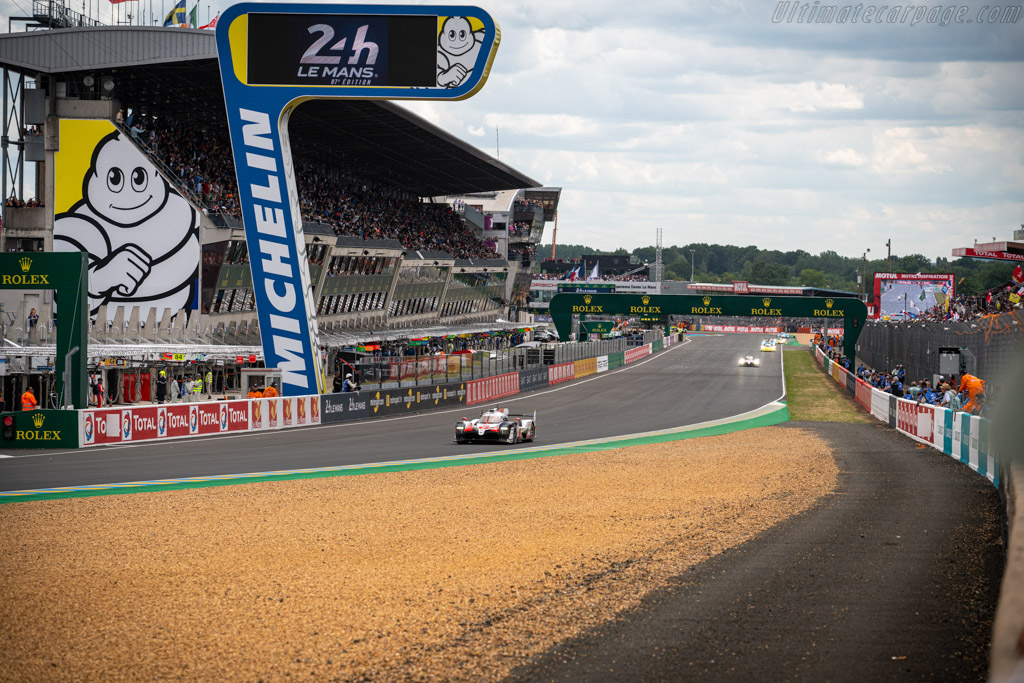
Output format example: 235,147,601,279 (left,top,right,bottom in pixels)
760,339,777,352
740,354,760,367
455,407,537,444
